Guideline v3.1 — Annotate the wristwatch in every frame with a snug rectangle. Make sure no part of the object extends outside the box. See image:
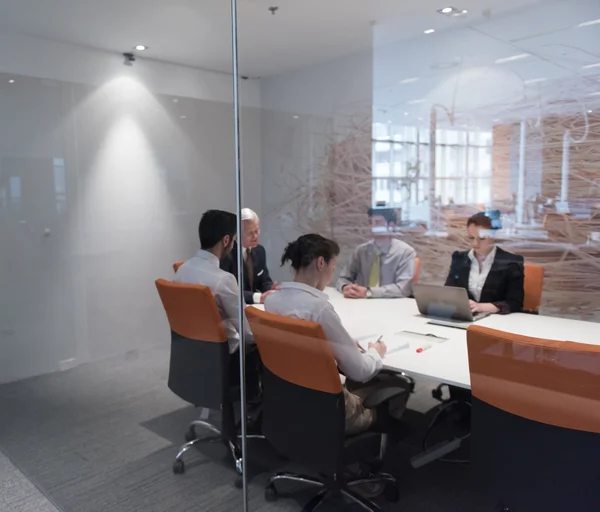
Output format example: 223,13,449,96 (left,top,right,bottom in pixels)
366,288,373,299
